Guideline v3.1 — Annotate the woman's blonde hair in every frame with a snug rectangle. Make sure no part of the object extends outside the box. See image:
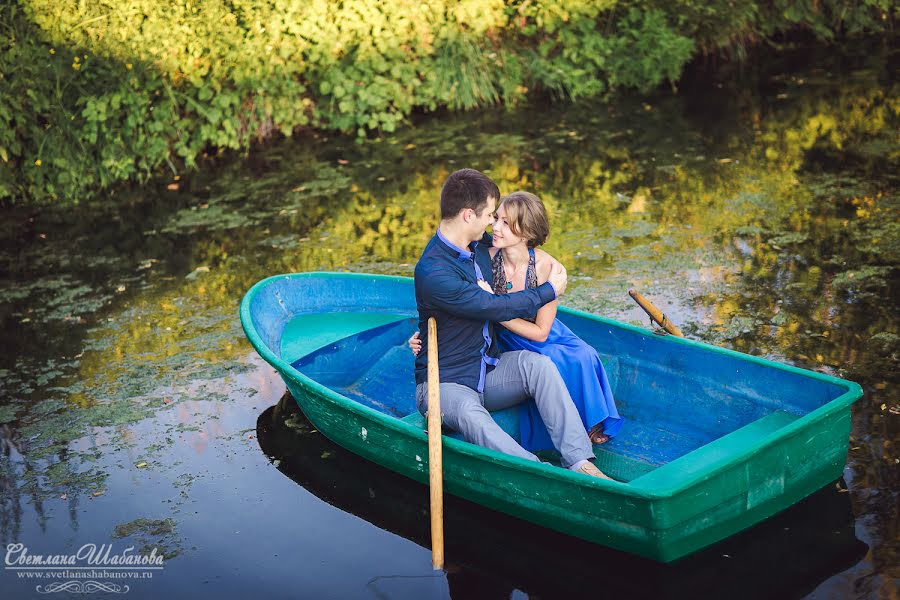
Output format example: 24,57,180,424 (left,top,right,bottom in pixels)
499,191,550,248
